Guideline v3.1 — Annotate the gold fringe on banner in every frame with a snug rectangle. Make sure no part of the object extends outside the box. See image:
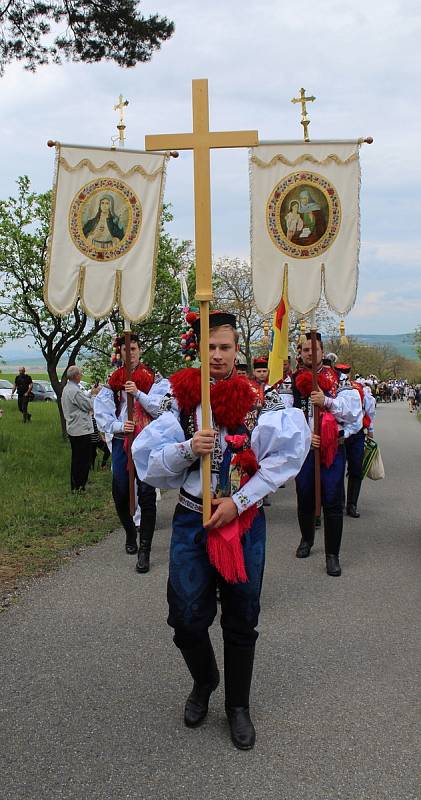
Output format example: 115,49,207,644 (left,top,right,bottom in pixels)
251,152,358,169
